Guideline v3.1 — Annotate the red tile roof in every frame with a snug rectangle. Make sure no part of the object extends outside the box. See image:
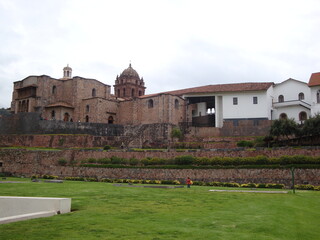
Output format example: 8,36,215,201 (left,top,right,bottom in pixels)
140,82,274,98
308,72,320,87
